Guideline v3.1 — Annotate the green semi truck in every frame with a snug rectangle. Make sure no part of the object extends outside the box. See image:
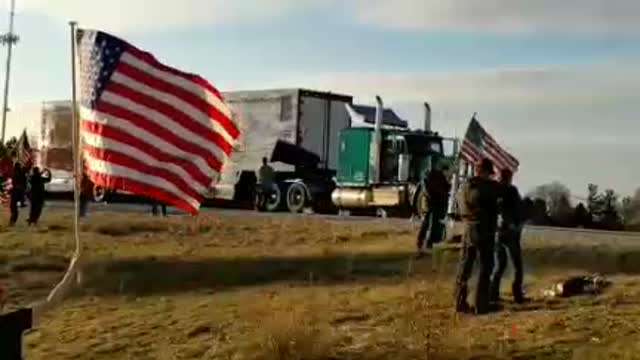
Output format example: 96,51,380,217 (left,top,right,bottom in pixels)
332,96,458,218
